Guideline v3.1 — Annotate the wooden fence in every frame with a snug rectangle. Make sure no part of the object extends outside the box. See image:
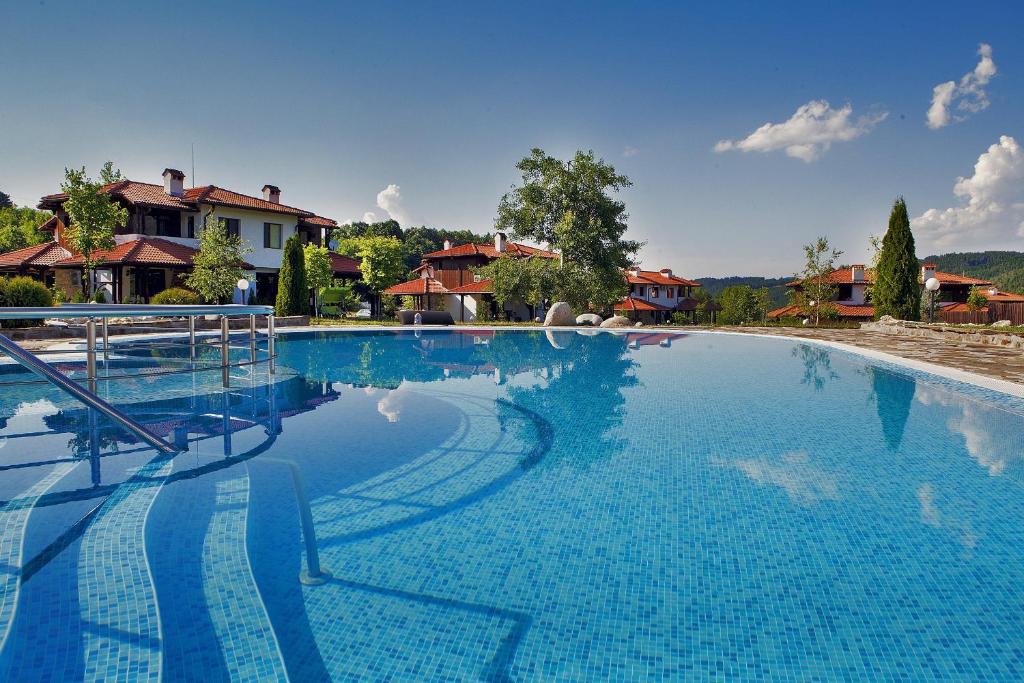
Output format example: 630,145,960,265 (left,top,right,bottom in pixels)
938,302,1024,325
